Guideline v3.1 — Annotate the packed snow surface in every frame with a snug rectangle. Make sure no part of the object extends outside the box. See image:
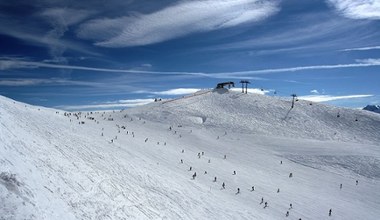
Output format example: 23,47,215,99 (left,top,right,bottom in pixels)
1,89,380,220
